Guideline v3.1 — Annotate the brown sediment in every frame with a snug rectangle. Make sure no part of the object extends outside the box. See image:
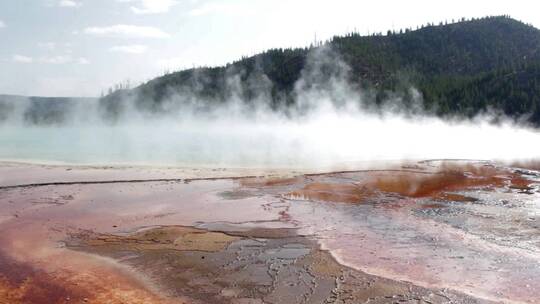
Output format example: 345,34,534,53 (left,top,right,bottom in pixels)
217,227,300,239
286,182,371,204
71,226,240,252
436,193,478,202
370,164,502,198
239,176,303,187
0,251,182,304
0,218,187,304
66,225,487,304
0,253,89,304
284,163,536,204
509,174,536,192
